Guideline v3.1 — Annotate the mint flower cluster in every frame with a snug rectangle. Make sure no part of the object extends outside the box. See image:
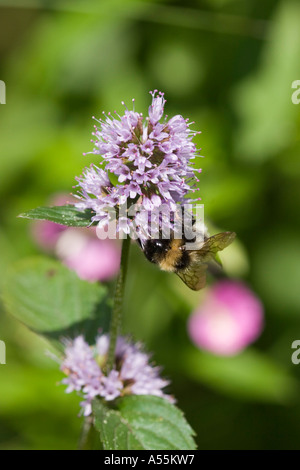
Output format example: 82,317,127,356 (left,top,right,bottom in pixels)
75,91,201,239
60,335,174,416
